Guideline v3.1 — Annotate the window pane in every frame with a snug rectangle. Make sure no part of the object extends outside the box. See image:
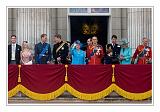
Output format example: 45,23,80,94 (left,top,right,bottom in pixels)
91,8,109,13
69,8,88,13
